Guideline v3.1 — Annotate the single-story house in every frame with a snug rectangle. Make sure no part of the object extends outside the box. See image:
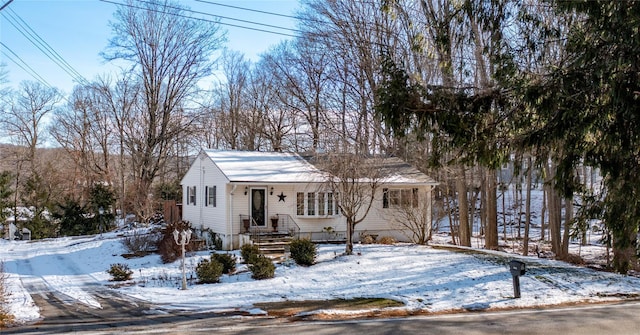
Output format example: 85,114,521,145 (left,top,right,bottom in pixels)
180,149,438,250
